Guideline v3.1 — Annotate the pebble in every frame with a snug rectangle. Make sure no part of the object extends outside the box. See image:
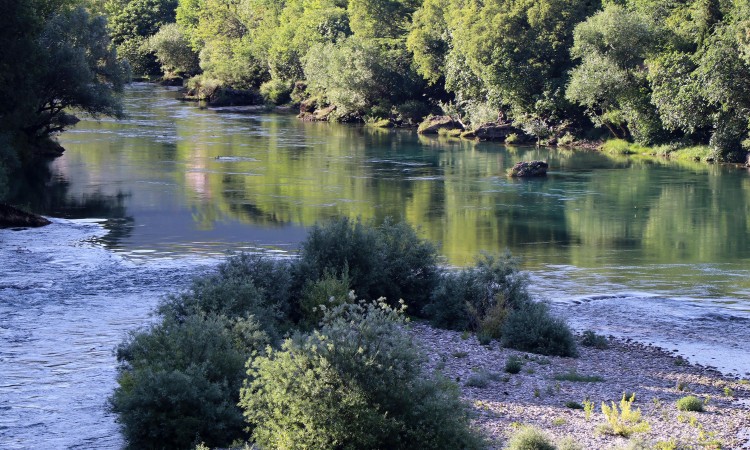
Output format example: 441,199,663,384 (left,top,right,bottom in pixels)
409,323,750,449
